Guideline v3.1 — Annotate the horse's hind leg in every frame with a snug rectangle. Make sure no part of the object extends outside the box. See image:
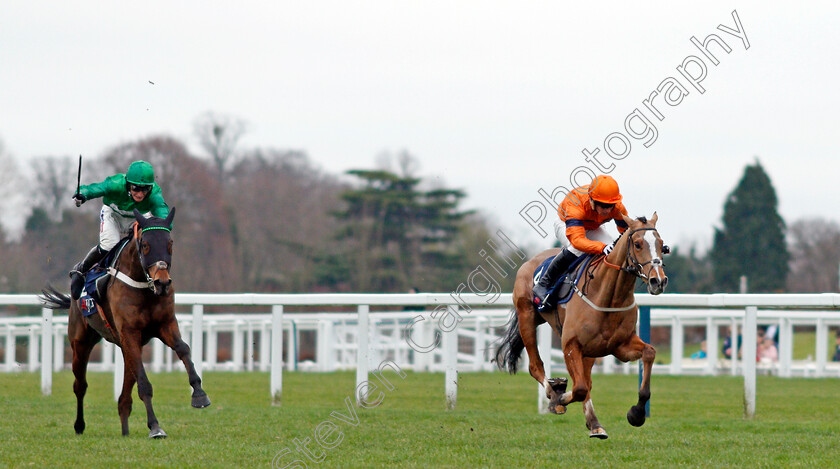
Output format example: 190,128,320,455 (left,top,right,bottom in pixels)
69,309,100,435
614,334,656,427
580,357,607,439
518,307,566,413
158,320,211,408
